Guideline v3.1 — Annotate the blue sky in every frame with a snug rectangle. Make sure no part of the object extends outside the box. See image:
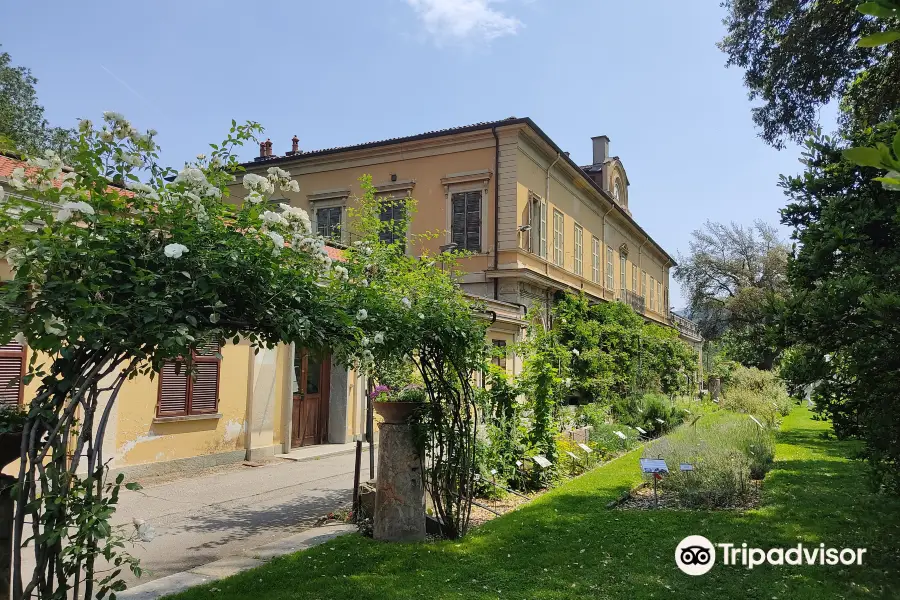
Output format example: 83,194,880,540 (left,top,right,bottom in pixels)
2,0,821,306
